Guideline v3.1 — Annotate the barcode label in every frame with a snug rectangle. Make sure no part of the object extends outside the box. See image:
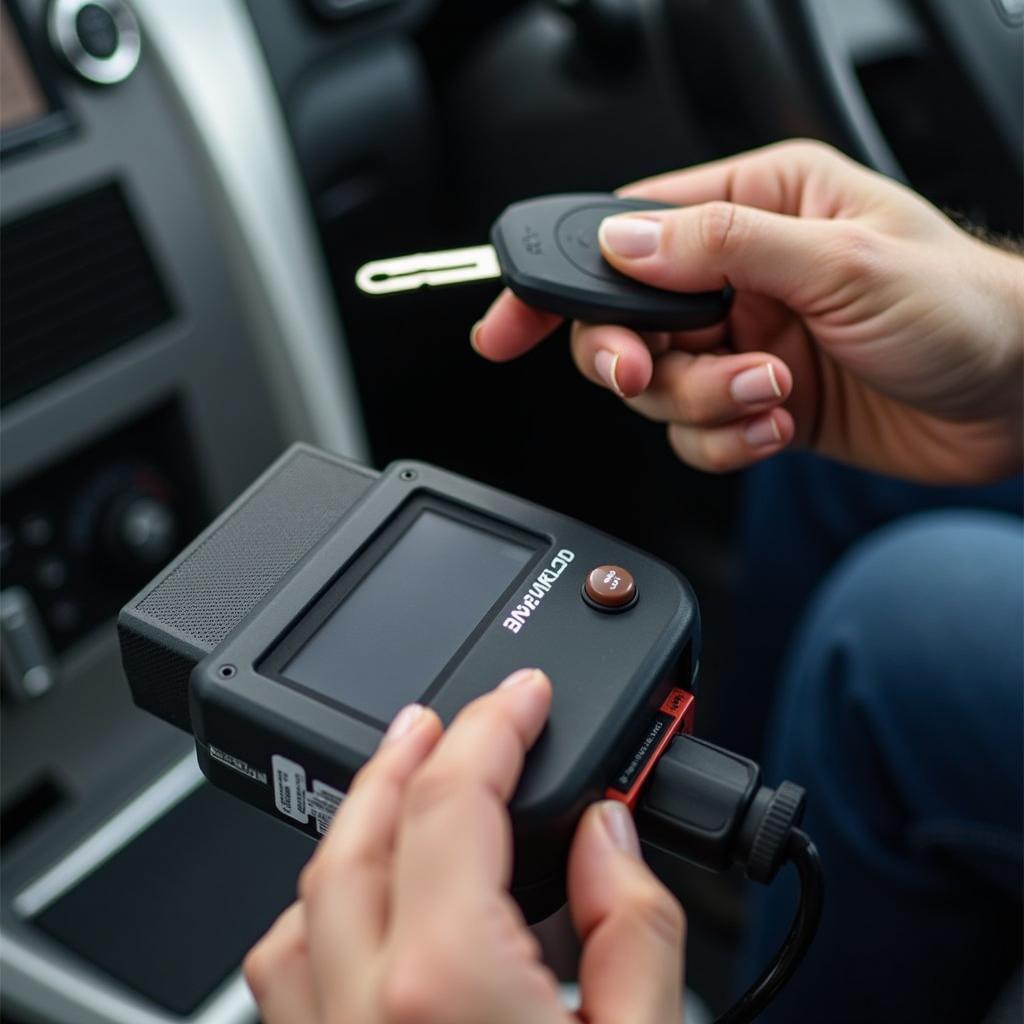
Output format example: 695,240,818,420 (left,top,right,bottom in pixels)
309,780,344,835
272,754,309,823
271,754,344,834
